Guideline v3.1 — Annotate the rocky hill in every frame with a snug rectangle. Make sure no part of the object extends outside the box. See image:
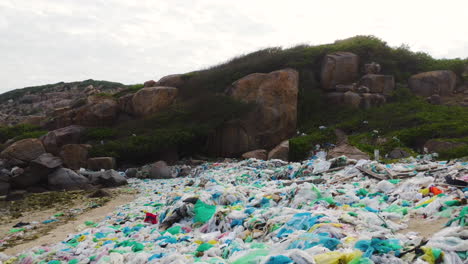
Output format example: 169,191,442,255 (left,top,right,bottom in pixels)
0,80,140,126
0,36,467,177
